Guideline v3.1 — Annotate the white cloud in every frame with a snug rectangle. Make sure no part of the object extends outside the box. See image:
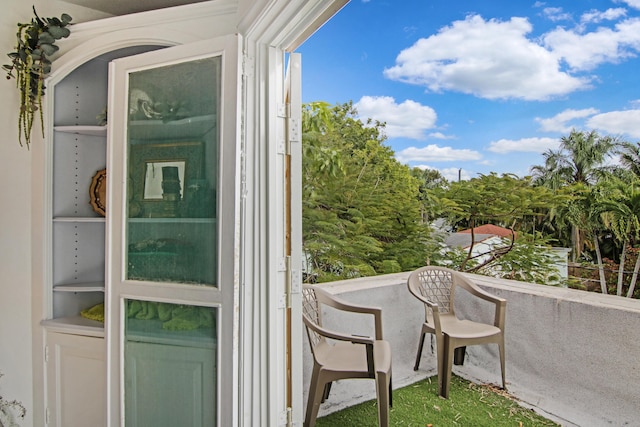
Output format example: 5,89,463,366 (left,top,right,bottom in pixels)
487,137,559,154
586,109,640,137
428,132,456,140
543,7,573,22
543,17,640,71
396,144,482,163
616,0,640,10
384,15,589,101
355,96,437,139
581,8,627,24
536,108,600,132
